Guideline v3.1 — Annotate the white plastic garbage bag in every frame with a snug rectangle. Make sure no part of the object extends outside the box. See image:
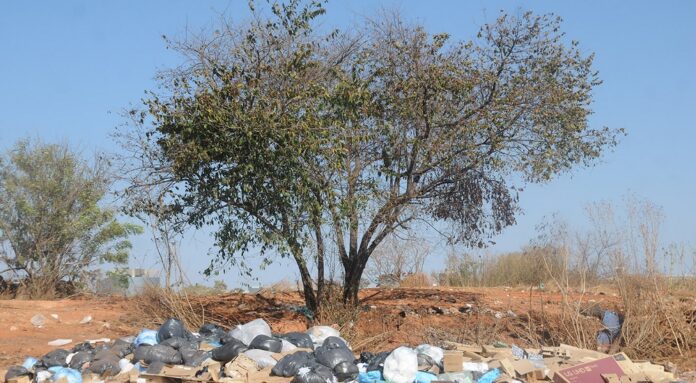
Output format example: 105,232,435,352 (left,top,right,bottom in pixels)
280,339,298,353
415,344,444,365
229,318,272,345
243,349,278,369
306,326,340,346
383,347,418,383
